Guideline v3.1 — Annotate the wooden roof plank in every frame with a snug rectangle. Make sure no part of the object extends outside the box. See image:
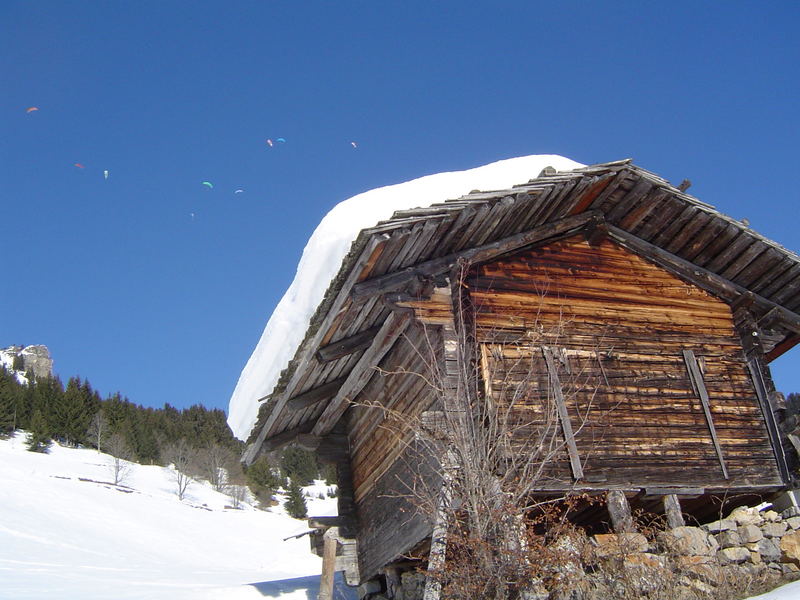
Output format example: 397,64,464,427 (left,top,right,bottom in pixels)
242,234,390,464
311,311,412,436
